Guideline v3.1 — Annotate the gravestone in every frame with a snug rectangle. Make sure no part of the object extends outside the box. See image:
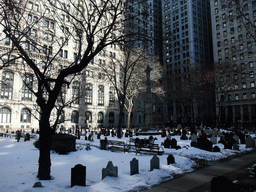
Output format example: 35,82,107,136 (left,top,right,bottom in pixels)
180,129,188,140
33,182,43,188
167,134,172,140
210,136,217,144
246,136,256,149
213,146,220,152
239,133,246,144
16,131,21,142
150,155,160,171
212,128,218,137
167,154,175,165
102,161,118,180
71,164,86,187
191,141,198,148
233,143,239,151
170,138,177,149
191,134,198,143
24,133,30,141
130,158,139,175
233,134,239,144
211,176,235,192
164,138,170,148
